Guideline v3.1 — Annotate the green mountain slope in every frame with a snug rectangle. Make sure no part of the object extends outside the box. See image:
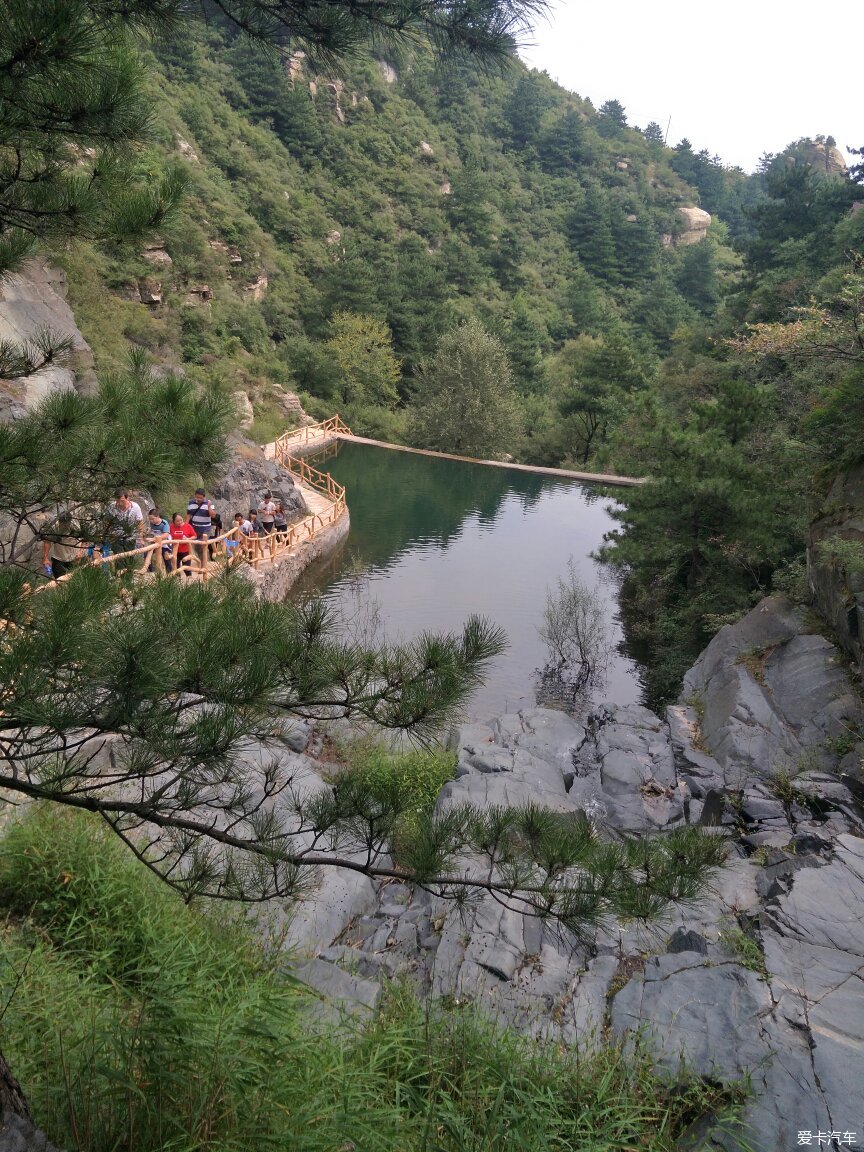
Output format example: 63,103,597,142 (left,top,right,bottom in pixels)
58,21,739,454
